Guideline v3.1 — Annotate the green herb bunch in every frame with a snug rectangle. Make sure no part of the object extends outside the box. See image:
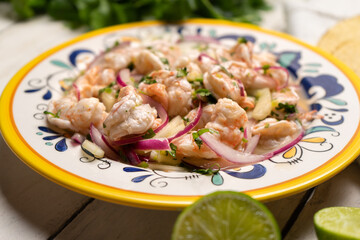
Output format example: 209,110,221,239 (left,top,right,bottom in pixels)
6,0,270,29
